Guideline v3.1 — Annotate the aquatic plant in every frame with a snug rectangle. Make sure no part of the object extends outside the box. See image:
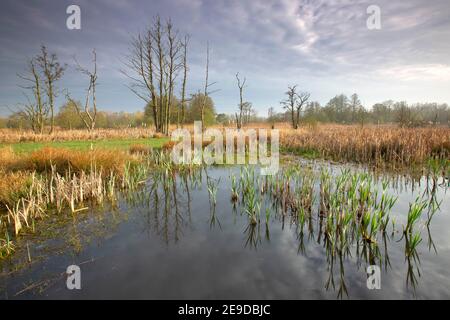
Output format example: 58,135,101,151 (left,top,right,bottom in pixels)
0,158,155,257
230,174,238,202
244,185,261,225
236,165,408,258
0,231,15,258
265,207,271,225
207,176,220,205
405,197,427,235
406,231,422,258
